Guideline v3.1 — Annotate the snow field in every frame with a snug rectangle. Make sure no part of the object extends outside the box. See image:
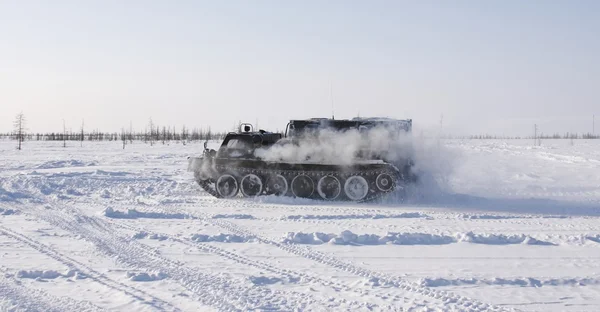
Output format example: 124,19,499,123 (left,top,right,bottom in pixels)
1,139,600,311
